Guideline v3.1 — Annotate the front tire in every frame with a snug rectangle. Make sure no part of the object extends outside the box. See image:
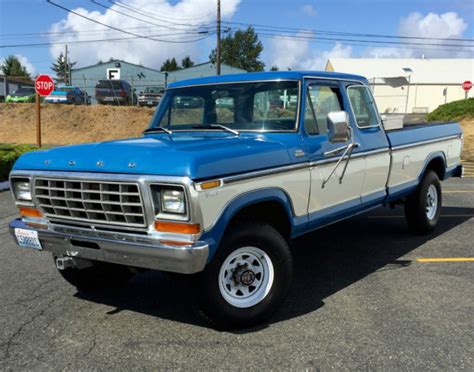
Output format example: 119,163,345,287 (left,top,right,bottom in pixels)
198,221,293,329
54,256,134,292
405,170,442,234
